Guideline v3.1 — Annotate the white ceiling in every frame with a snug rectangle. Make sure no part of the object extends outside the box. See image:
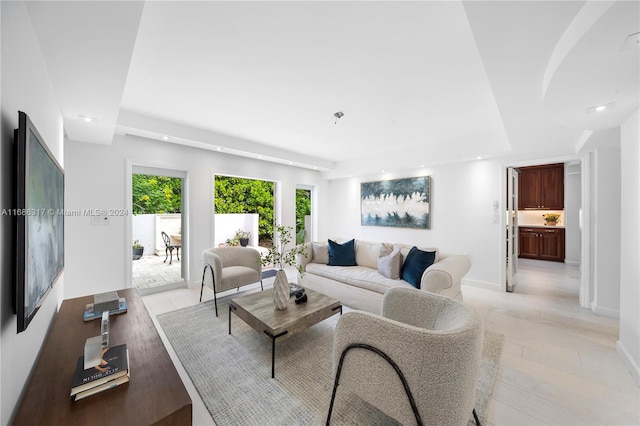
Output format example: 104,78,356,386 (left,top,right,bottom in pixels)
23,1,639,178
